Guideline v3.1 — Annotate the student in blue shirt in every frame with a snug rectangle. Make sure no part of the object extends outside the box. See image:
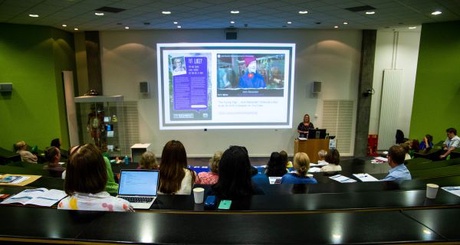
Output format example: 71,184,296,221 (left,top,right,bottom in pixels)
382,145,412,182
281,152,317,184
